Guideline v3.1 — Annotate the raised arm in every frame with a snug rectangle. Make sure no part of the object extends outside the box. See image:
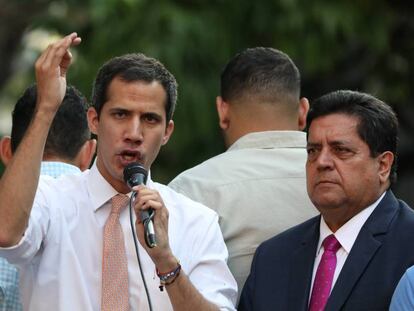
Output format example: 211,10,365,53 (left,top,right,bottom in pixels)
0,33,81,247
